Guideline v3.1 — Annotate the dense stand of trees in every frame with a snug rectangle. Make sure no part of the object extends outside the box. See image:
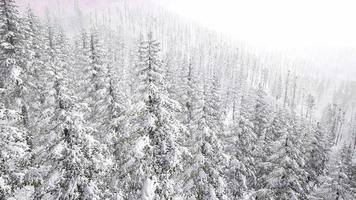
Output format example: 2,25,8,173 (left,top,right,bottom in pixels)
0,0,355,199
